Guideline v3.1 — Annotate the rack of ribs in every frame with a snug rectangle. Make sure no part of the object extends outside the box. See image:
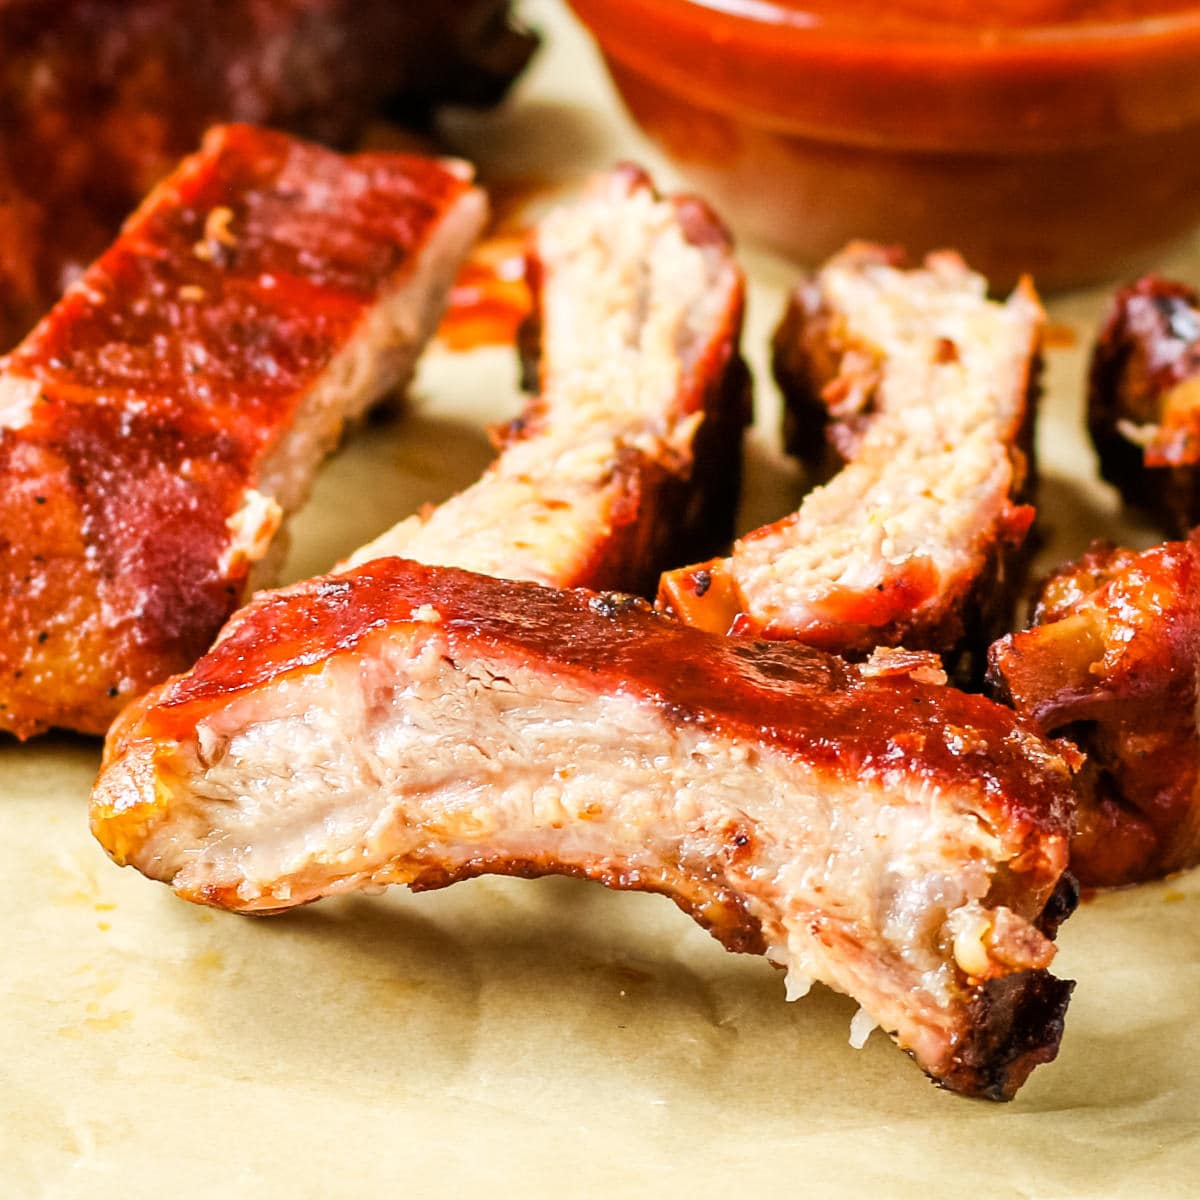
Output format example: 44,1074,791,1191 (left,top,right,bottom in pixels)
989,534,1200,887
659,244,1042,681
92,557,1077,1100
0,0,534,348
0,124,486,738
1089,275,1200,537
345,164,750,596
